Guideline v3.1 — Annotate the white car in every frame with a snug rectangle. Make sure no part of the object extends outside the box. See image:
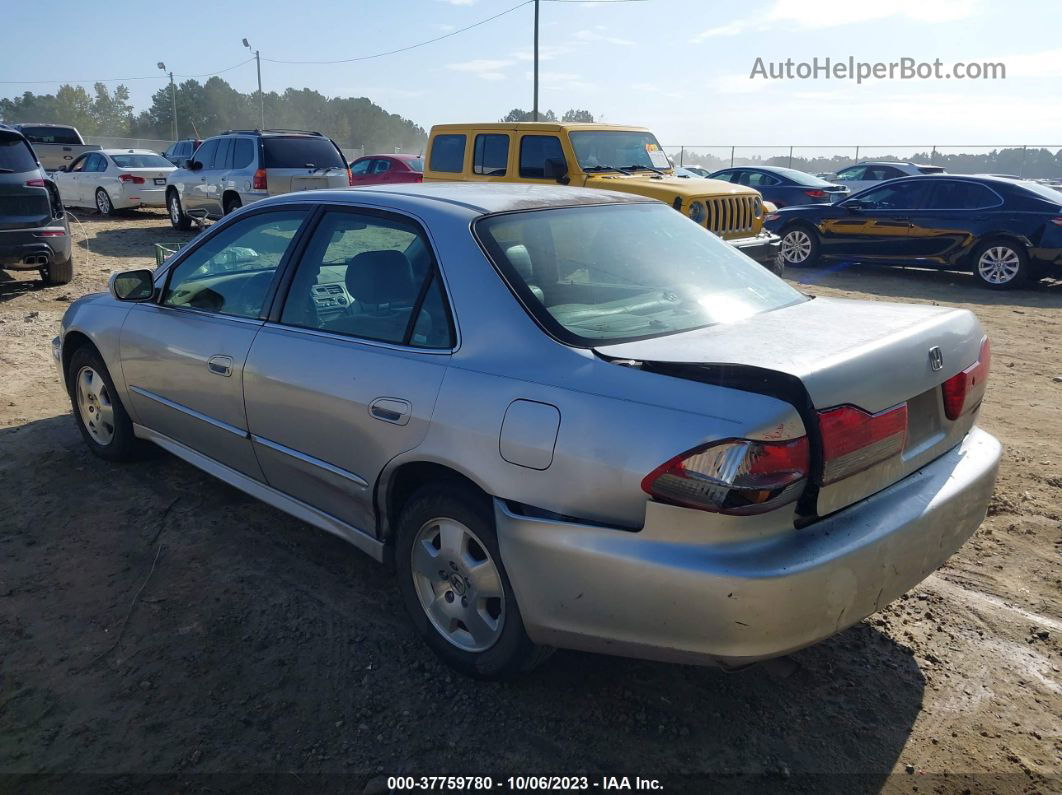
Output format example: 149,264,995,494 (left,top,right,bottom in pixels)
53,149,176,215
829,161,945,194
